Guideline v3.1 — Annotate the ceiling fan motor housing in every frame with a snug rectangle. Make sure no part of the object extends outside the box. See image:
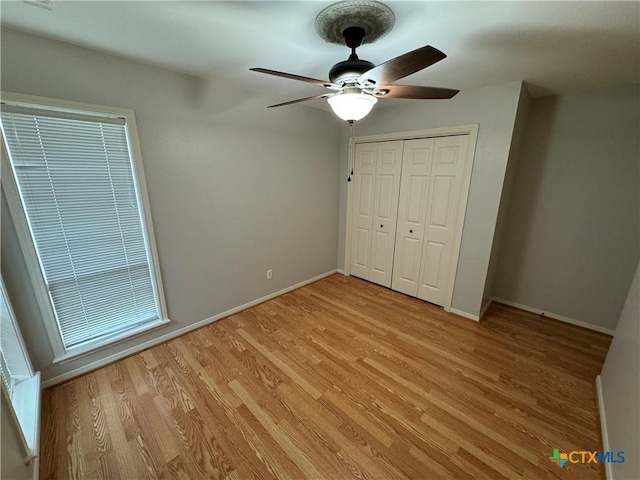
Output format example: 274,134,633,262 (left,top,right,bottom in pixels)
329,57,375,84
